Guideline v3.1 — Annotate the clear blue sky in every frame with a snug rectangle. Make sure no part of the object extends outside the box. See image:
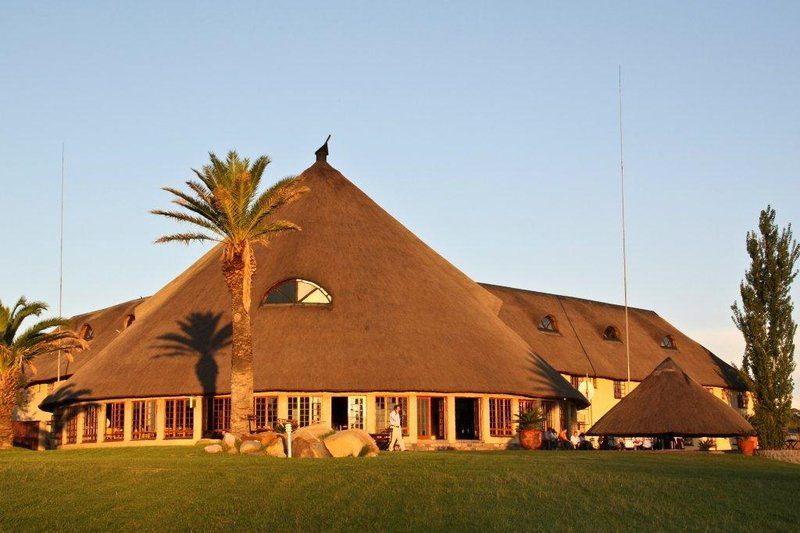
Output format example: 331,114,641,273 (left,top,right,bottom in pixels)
2,2,798,404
